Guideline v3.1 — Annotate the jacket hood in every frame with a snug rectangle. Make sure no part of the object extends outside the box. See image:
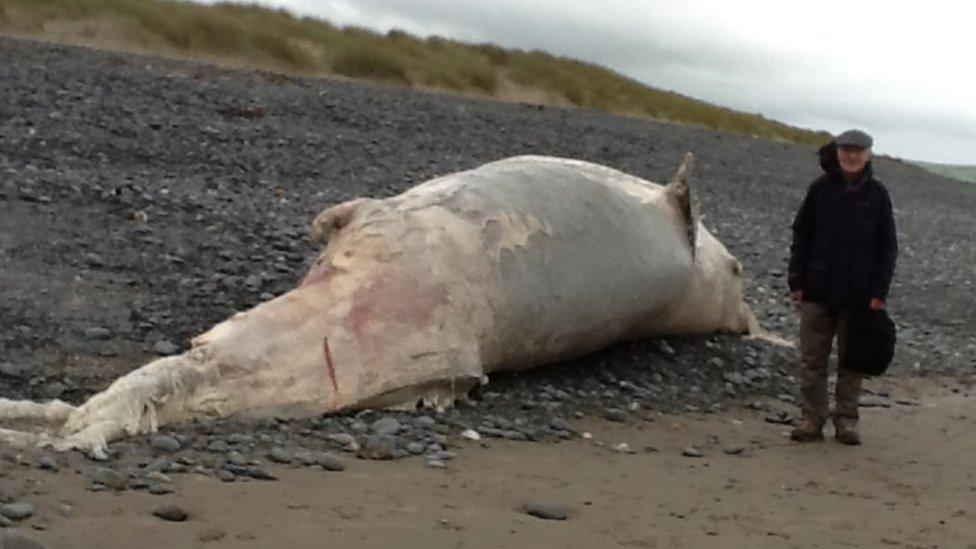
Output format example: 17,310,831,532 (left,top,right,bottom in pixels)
818,141,874,182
